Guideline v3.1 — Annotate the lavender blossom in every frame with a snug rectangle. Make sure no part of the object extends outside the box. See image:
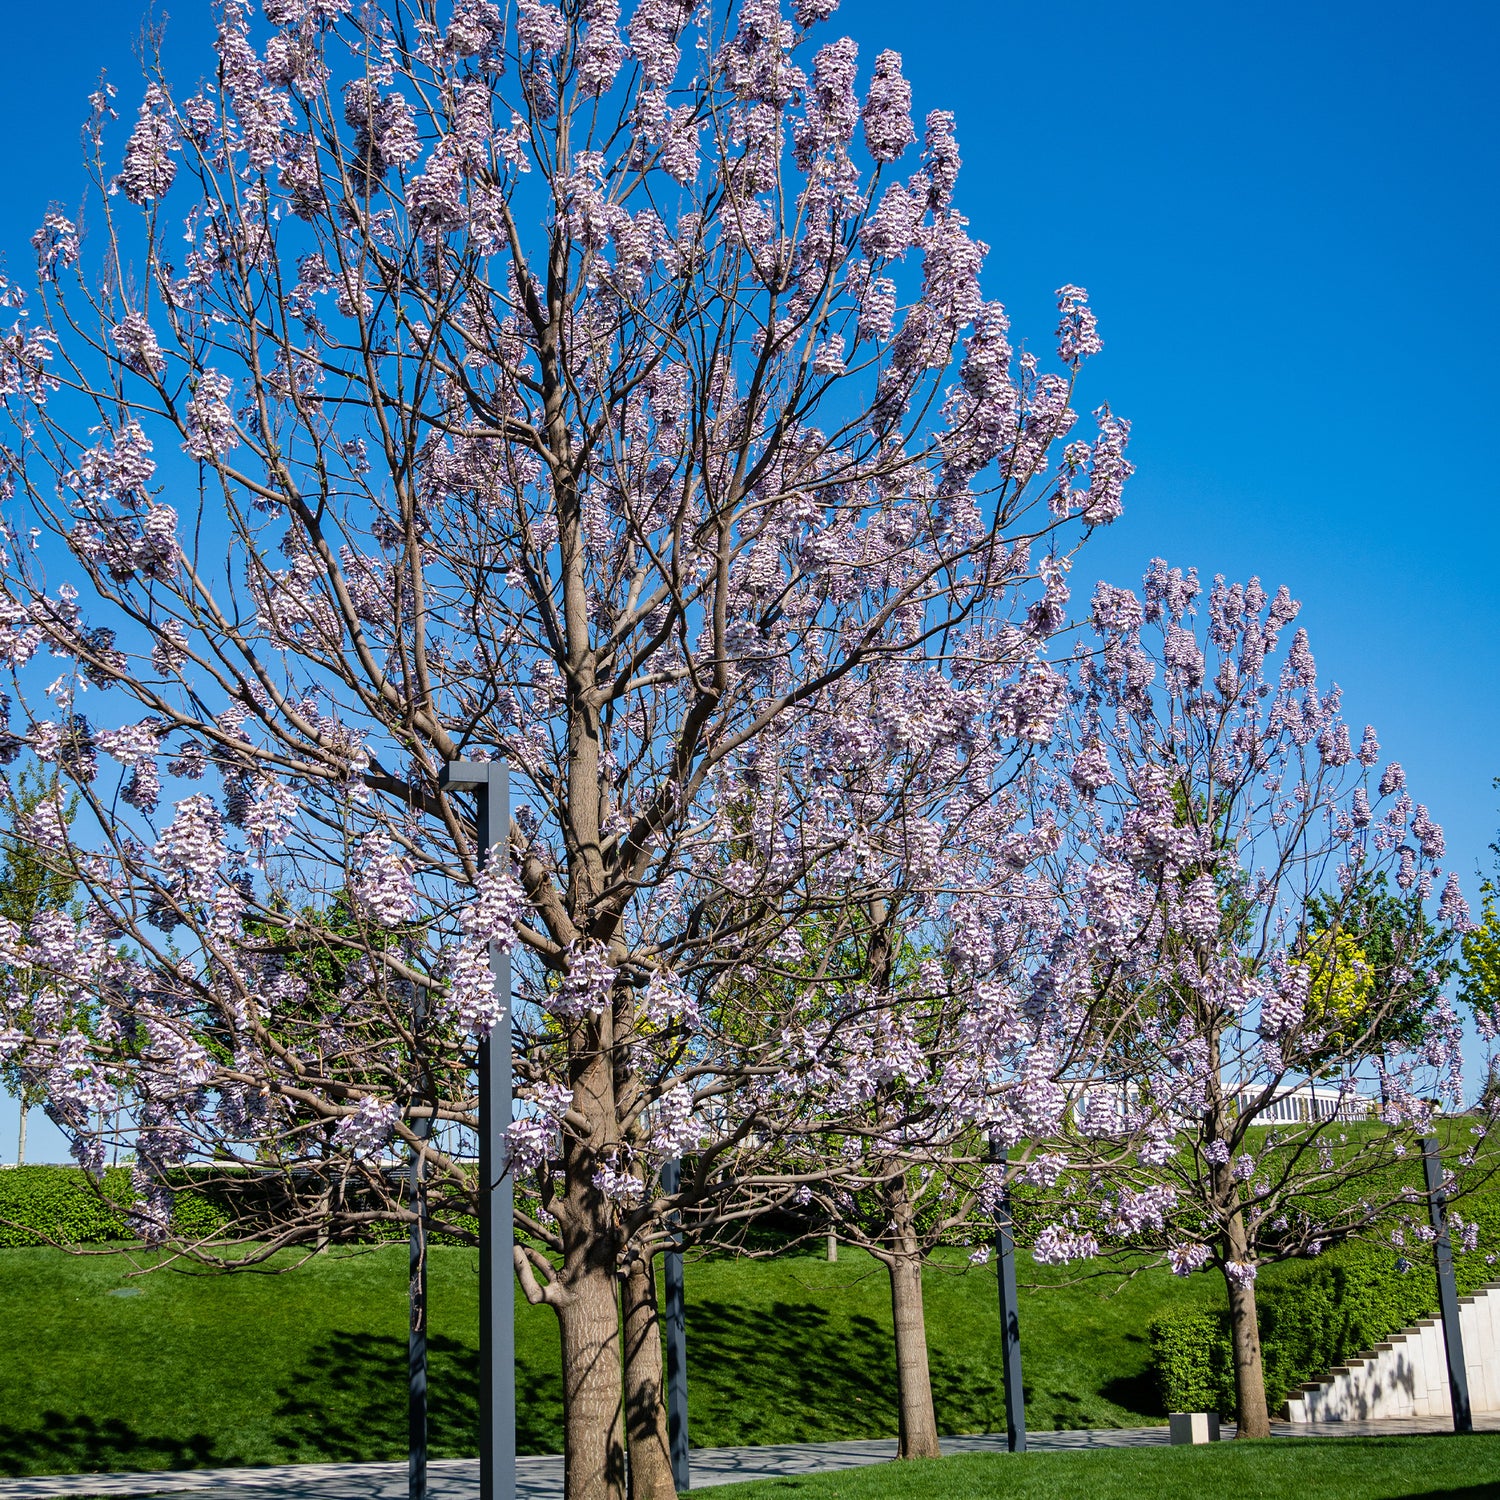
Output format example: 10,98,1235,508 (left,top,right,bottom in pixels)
116,86,179,205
